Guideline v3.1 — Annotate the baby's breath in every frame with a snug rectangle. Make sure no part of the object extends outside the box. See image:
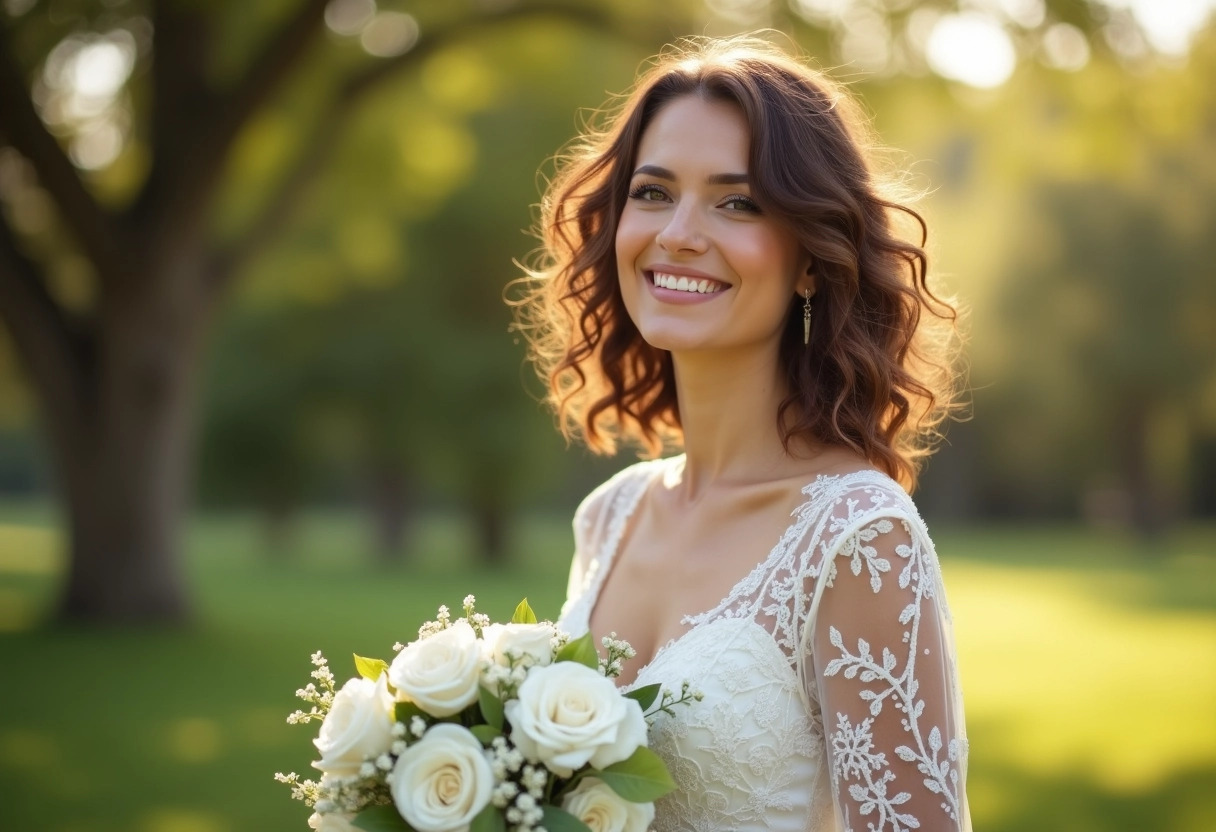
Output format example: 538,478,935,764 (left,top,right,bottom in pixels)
286,651,336,724
647,679,704,718
599,632,637,678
